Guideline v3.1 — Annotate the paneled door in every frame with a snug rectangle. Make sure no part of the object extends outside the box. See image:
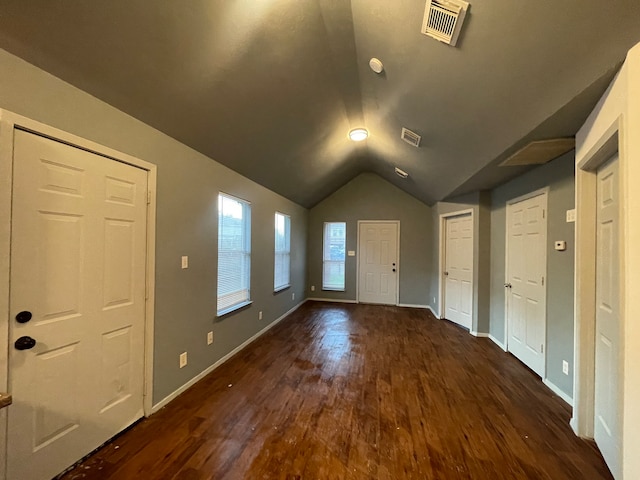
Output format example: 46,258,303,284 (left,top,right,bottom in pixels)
7,130,148,480
443,214,473,329
594,154,621,479
505,191,547,377
358,222,398,305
